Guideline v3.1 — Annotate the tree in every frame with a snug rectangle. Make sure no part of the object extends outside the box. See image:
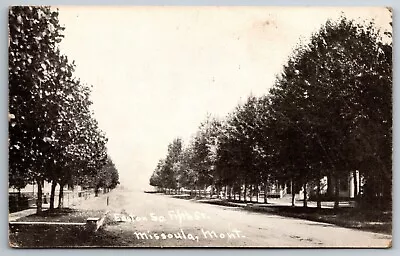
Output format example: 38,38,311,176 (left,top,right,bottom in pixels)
216,119,242,199
158,138,183,192
269,16,392,208
91,156,119,196
9,6,67,213
150,159,166,190
190,116,222,196
9,6,114,212
179,146,201,195
149,15,392,211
